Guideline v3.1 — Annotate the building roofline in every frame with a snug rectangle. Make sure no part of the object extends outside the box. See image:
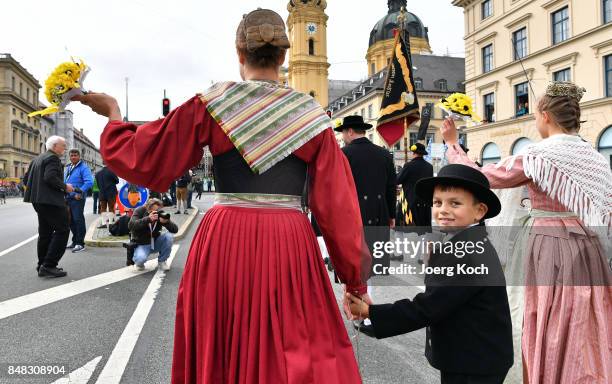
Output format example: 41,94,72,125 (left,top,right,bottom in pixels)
0,54,42,89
